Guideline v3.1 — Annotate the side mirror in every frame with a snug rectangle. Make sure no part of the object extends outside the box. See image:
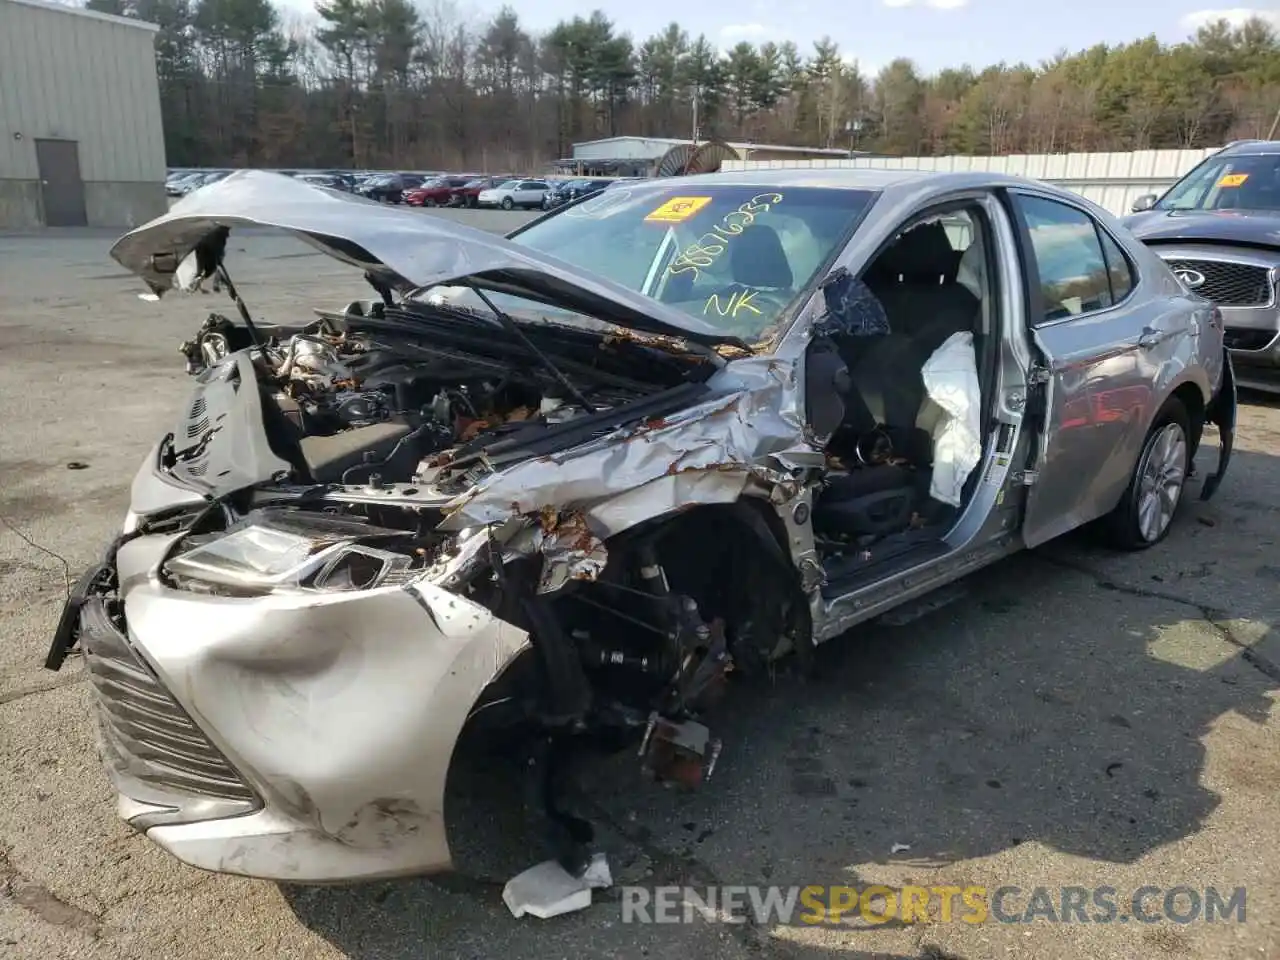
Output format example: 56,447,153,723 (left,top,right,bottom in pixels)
1130,194,1157,213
